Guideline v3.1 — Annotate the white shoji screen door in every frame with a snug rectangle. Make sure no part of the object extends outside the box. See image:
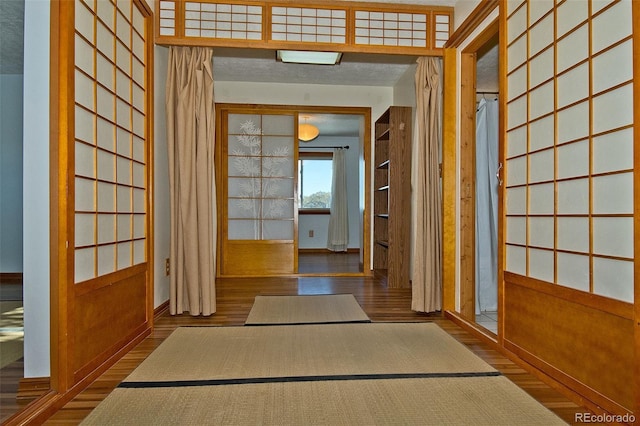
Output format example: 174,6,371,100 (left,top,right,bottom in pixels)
219,109,297,275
